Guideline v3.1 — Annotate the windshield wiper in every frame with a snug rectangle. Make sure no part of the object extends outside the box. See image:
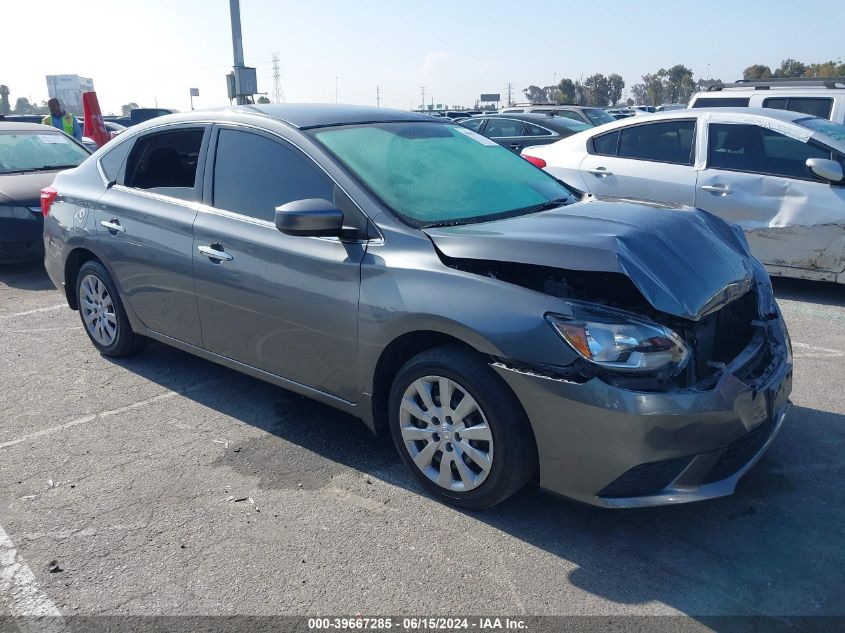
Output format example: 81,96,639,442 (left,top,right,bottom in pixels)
527,197,573,213
29,164,81,172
